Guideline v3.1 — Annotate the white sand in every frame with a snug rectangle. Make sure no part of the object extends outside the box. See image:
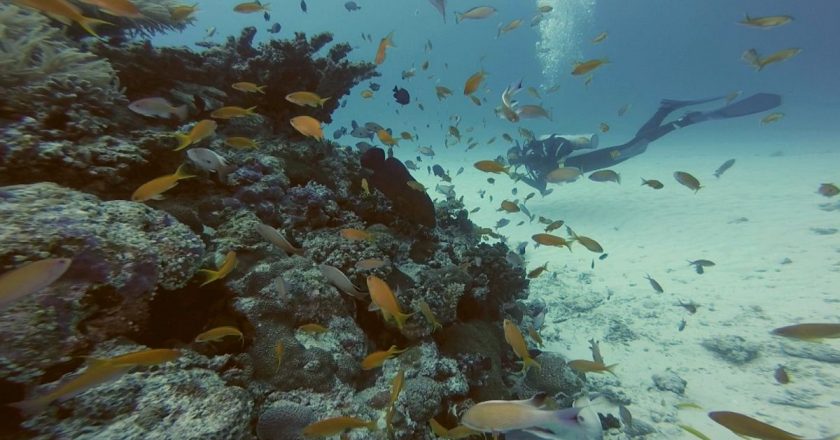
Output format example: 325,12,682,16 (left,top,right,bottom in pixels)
420,144,840,439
